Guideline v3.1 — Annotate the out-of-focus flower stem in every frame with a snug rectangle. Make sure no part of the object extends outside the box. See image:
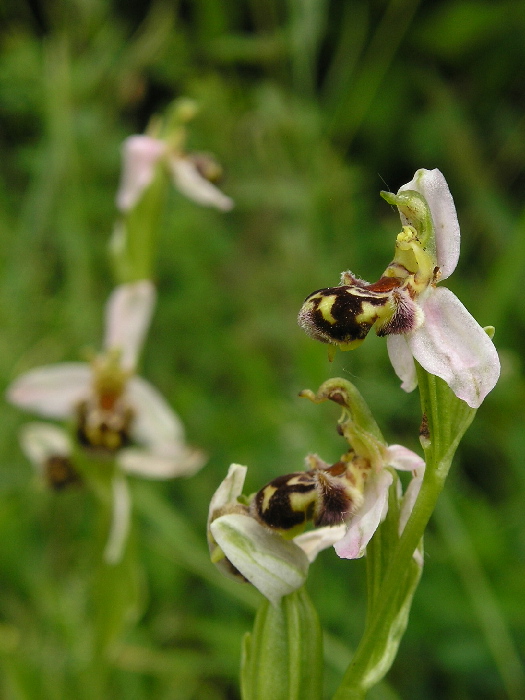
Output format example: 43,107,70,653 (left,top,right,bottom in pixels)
113,167,168,284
